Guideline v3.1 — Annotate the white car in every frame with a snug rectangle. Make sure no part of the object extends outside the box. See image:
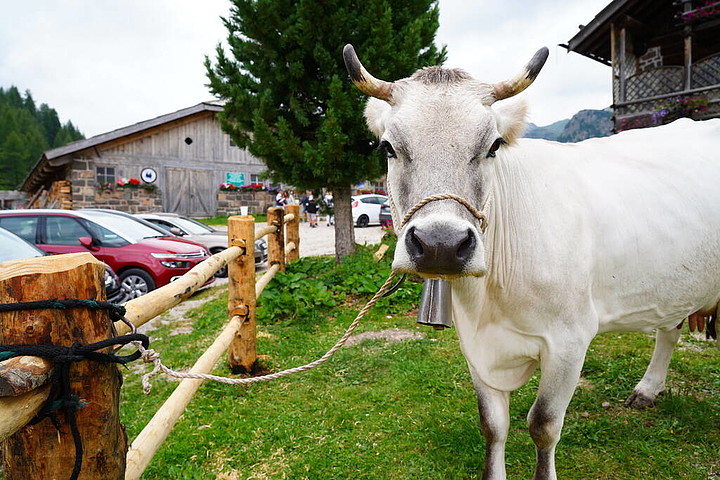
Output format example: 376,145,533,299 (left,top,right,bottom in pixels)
135,212,267,277
351,194,388,227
